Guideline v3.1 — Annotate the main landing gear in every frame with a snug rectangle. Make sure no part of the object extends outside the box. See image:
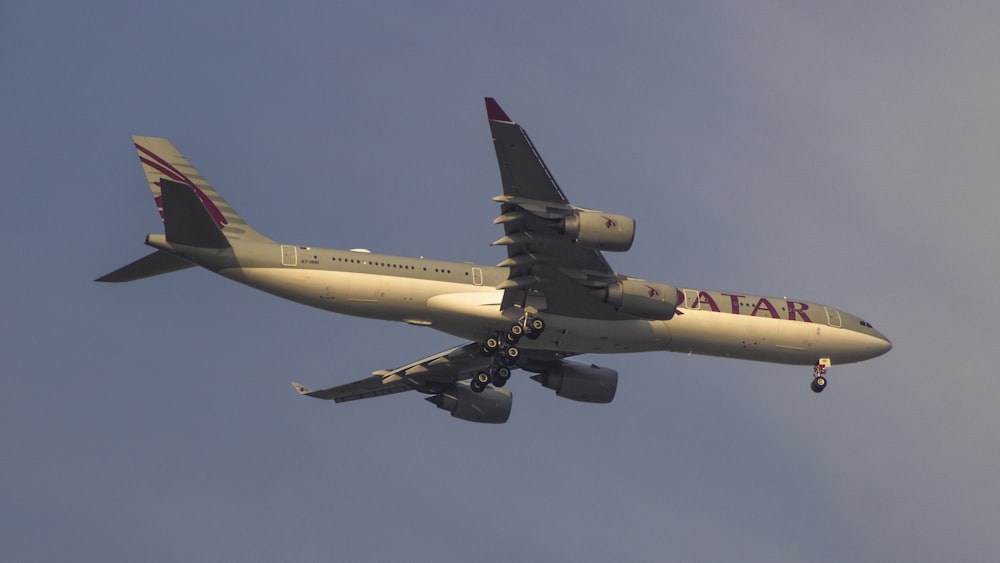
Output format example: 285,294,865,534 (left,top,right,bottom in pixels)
811,358,830,393
470,314,546,393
